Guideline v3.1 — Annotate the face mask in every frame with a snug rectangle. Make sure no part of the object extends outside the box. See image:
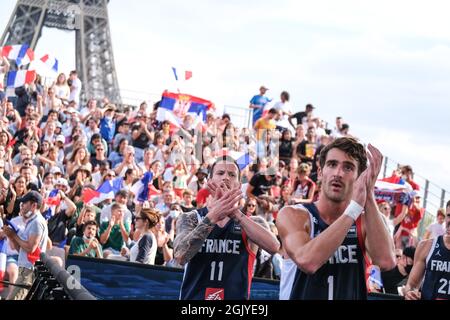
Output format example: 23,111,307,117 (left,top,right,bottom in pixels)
170,210,179,219
83,235,94,242
405,264,413,274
